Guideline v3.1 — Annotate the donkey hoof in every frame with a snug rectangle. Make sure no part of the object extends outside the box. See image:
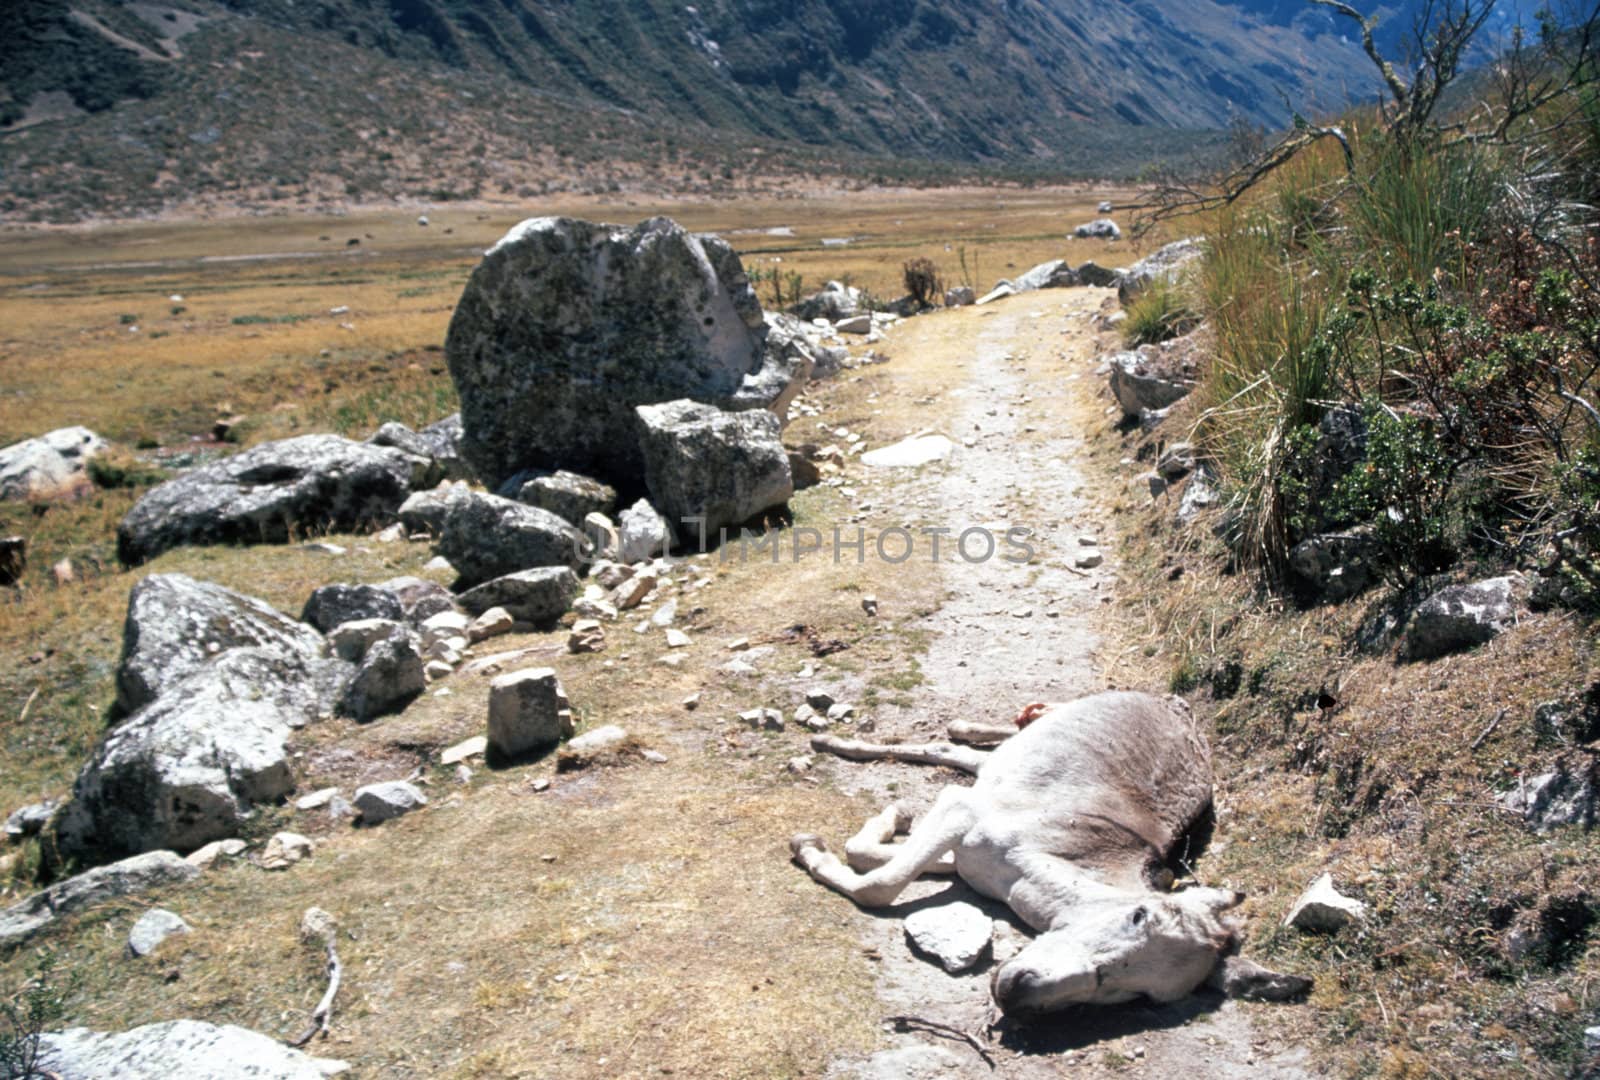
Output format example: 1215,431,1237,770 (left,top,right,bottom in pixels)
790,833,827,860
